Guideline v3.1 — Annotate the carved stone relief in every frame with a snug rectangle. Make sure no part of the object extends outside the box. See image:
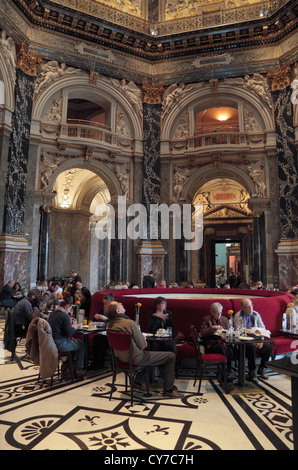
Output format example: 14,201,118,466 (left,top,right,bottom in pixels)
35,61,81,96
0,31,16,82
